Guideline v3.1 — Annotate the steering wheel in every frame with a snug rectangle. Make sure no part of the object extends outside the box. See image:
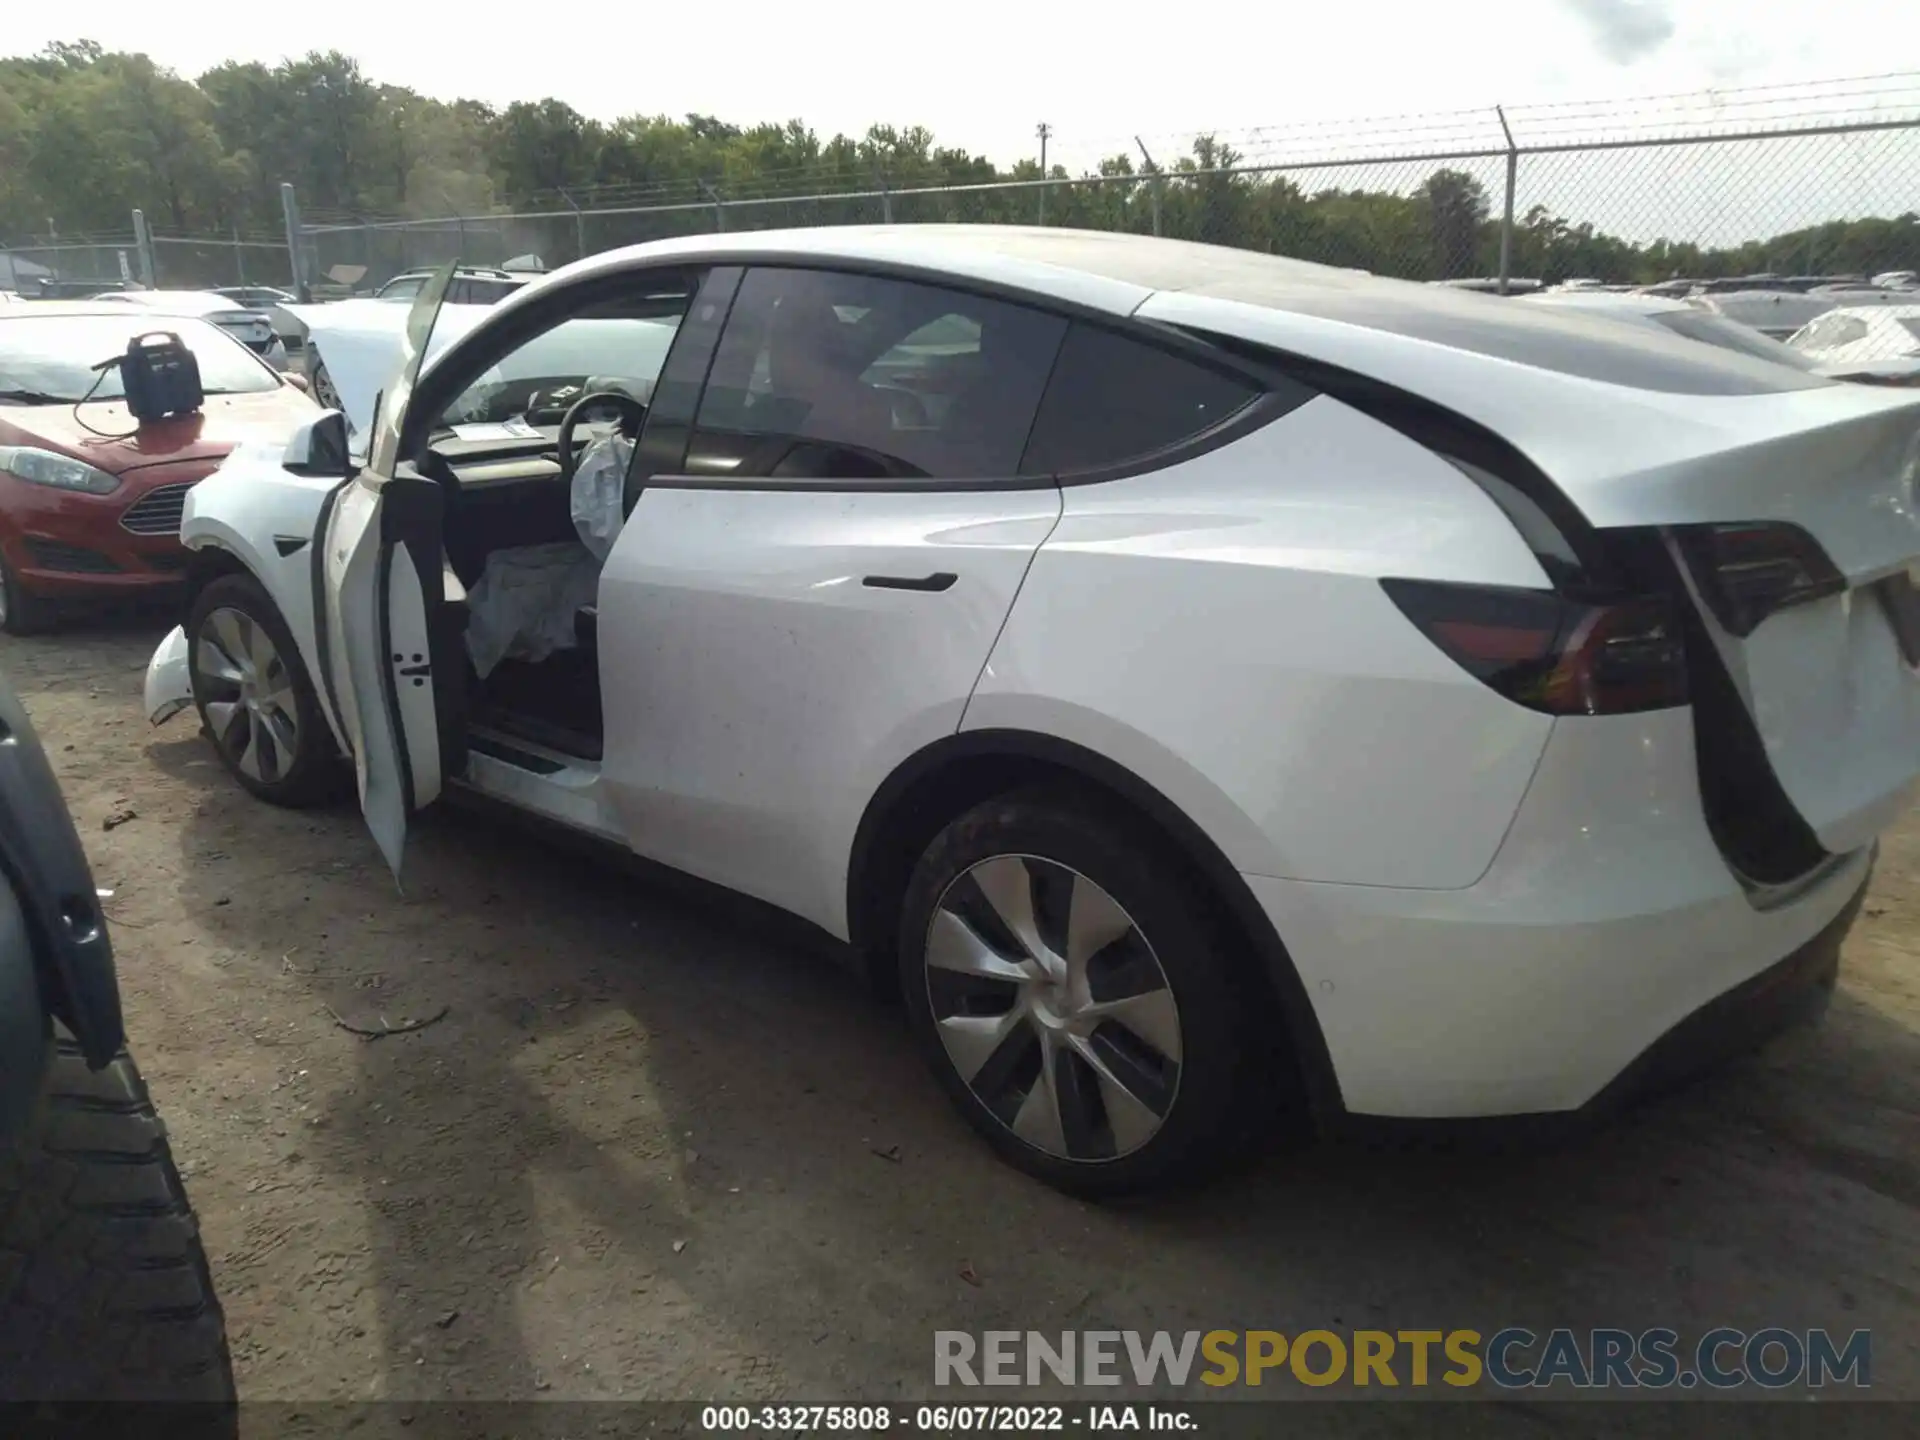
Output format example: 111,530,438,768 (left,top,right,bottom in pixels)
556,390,648,484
